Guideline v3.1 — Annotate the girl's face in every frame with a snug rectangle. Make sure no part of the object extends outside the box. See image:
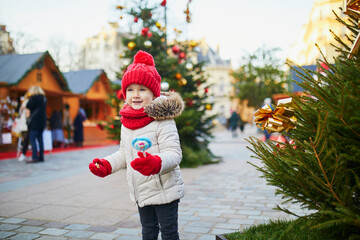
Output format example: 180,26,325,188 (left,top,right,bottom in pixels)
125,84,155,110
